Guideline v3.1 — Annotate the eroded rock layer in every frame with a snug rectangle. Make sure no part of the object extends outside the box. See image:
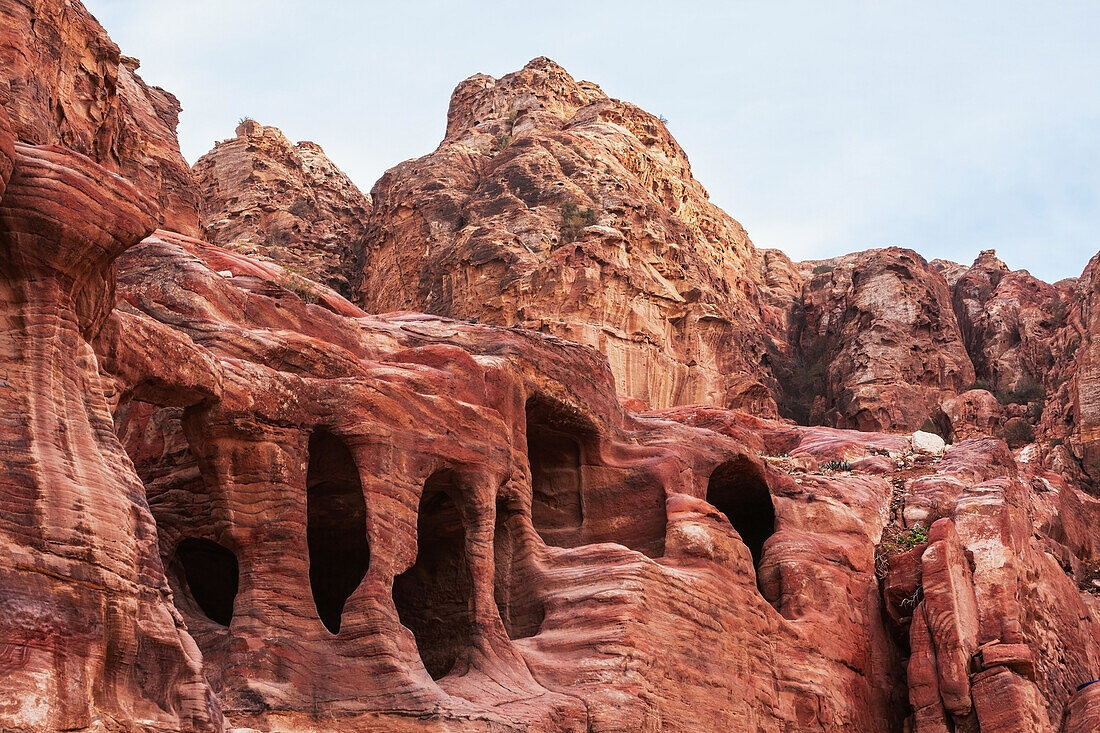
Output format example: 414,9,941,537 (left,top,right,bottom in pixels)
7,2,1100,731
0,139,220,730
193,119,371,297
0,1,200,234
359,57,780,413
